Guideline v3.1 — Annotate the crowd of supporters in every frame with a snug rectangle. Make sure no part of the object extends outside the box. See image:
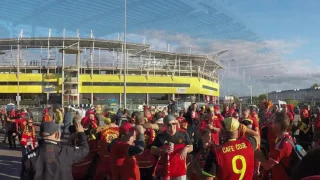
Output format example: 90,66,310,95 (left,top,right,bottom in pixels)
1,101,320,180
